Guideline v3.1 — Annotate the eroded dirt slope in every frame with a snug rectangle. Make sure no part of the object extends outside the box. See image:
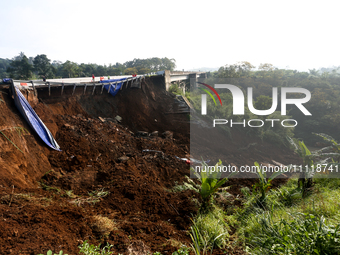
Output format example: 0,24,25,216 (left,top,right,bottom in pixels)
0,78,300,255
